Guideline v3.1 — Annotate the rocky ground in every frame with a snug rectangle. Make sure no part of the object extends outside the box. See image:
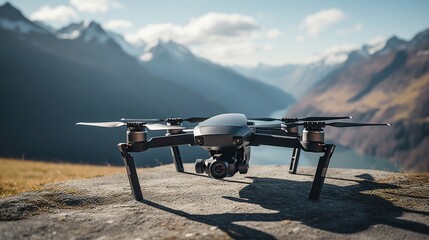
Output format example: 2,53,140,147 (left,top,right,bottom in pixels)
0,164,428,239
